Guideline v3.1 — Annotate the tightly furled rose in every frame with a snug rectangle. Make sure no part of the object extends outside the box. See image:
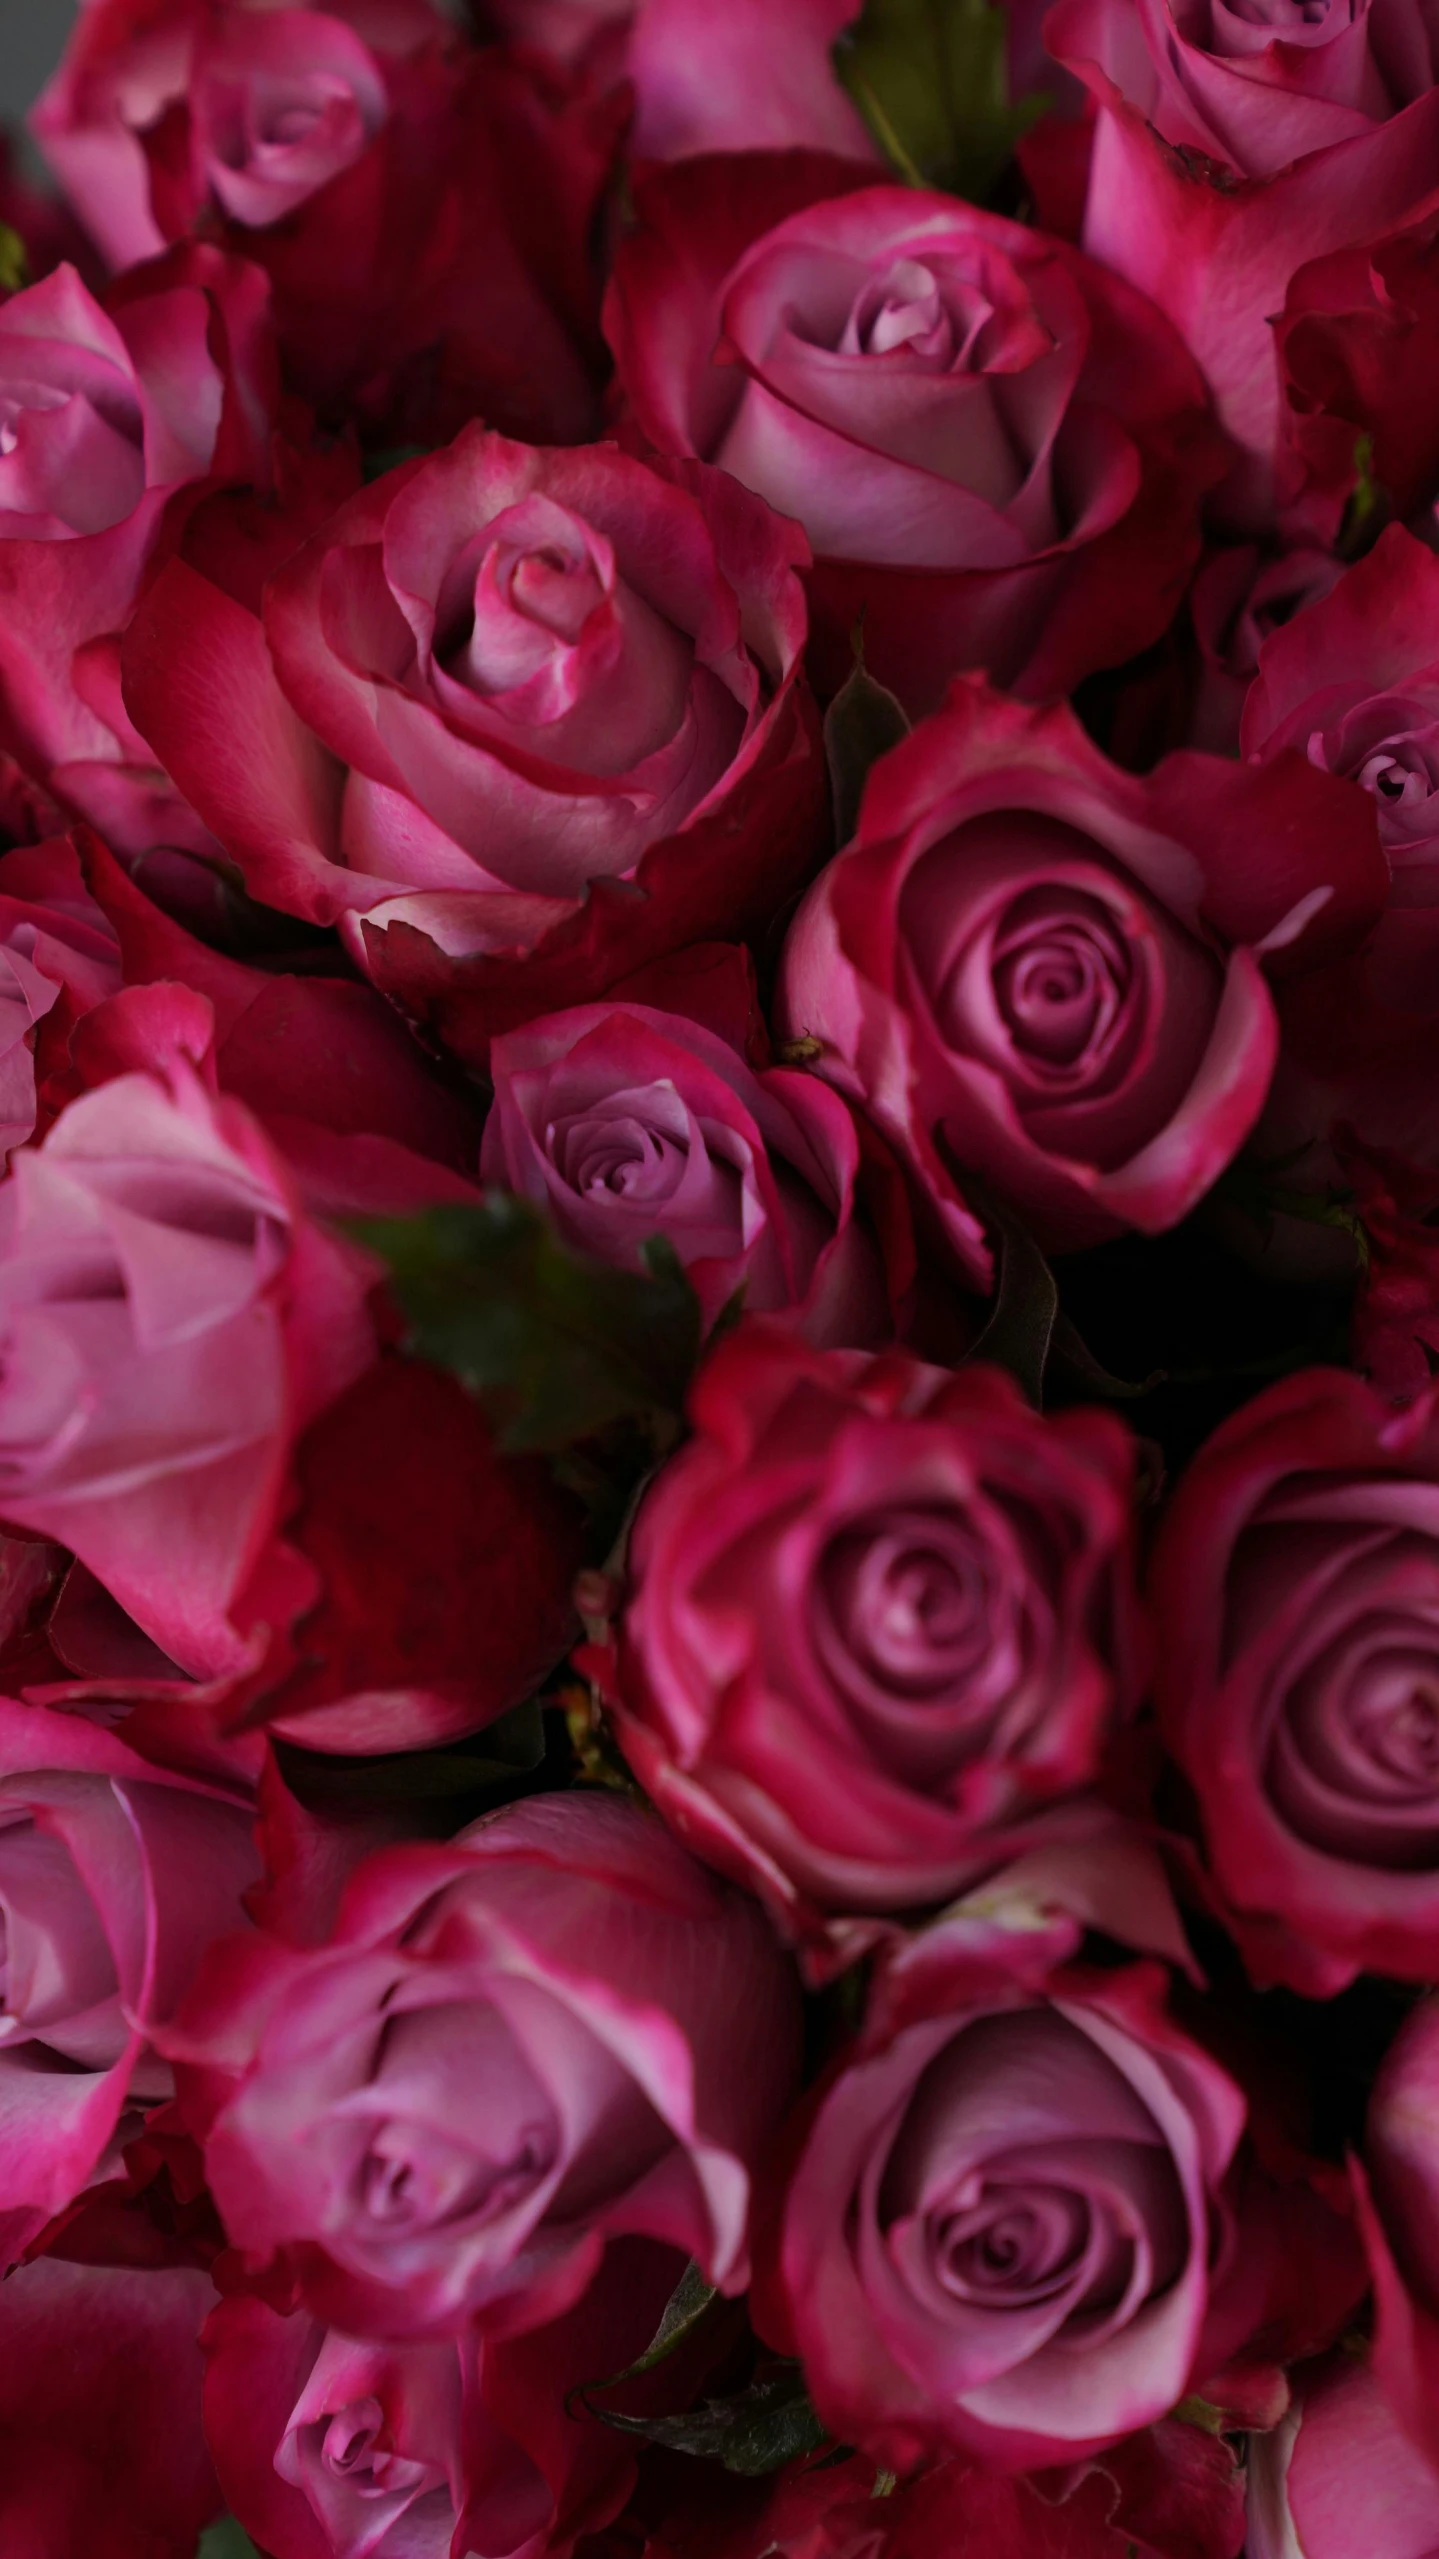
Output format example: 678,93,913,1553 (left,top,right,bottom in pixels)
776,677,1385,1266
758,1936,1246,2472
121,427,825,1061
1152,1368,1439,1994
0,1696,257,2268
482,974,889,1343
604,159,1227,714
167,1792,801,2337
606,1324,1142,1961
0,1062,374,1680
